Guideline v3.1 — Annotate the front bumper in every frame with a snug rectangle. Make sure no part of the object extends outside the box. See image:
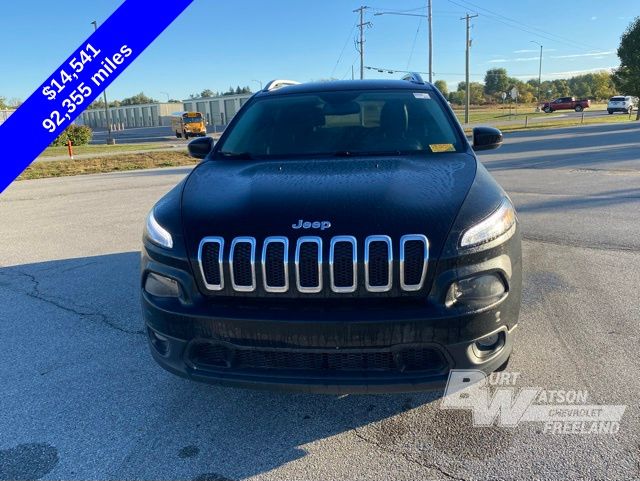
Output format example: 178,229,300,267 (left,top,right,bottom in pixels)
145,319,515,394
141,225,522,394
142,284,519,394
